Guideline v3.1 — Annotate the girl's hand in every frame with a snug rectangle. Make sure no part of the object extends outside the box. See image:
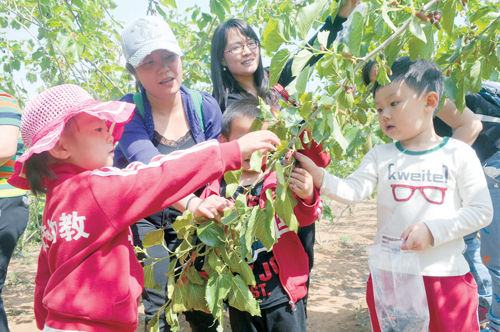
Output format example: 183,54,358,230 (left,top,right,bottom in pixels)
237,130,280,162
192,196,235,219
400,222,434,251
289,168,315,205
